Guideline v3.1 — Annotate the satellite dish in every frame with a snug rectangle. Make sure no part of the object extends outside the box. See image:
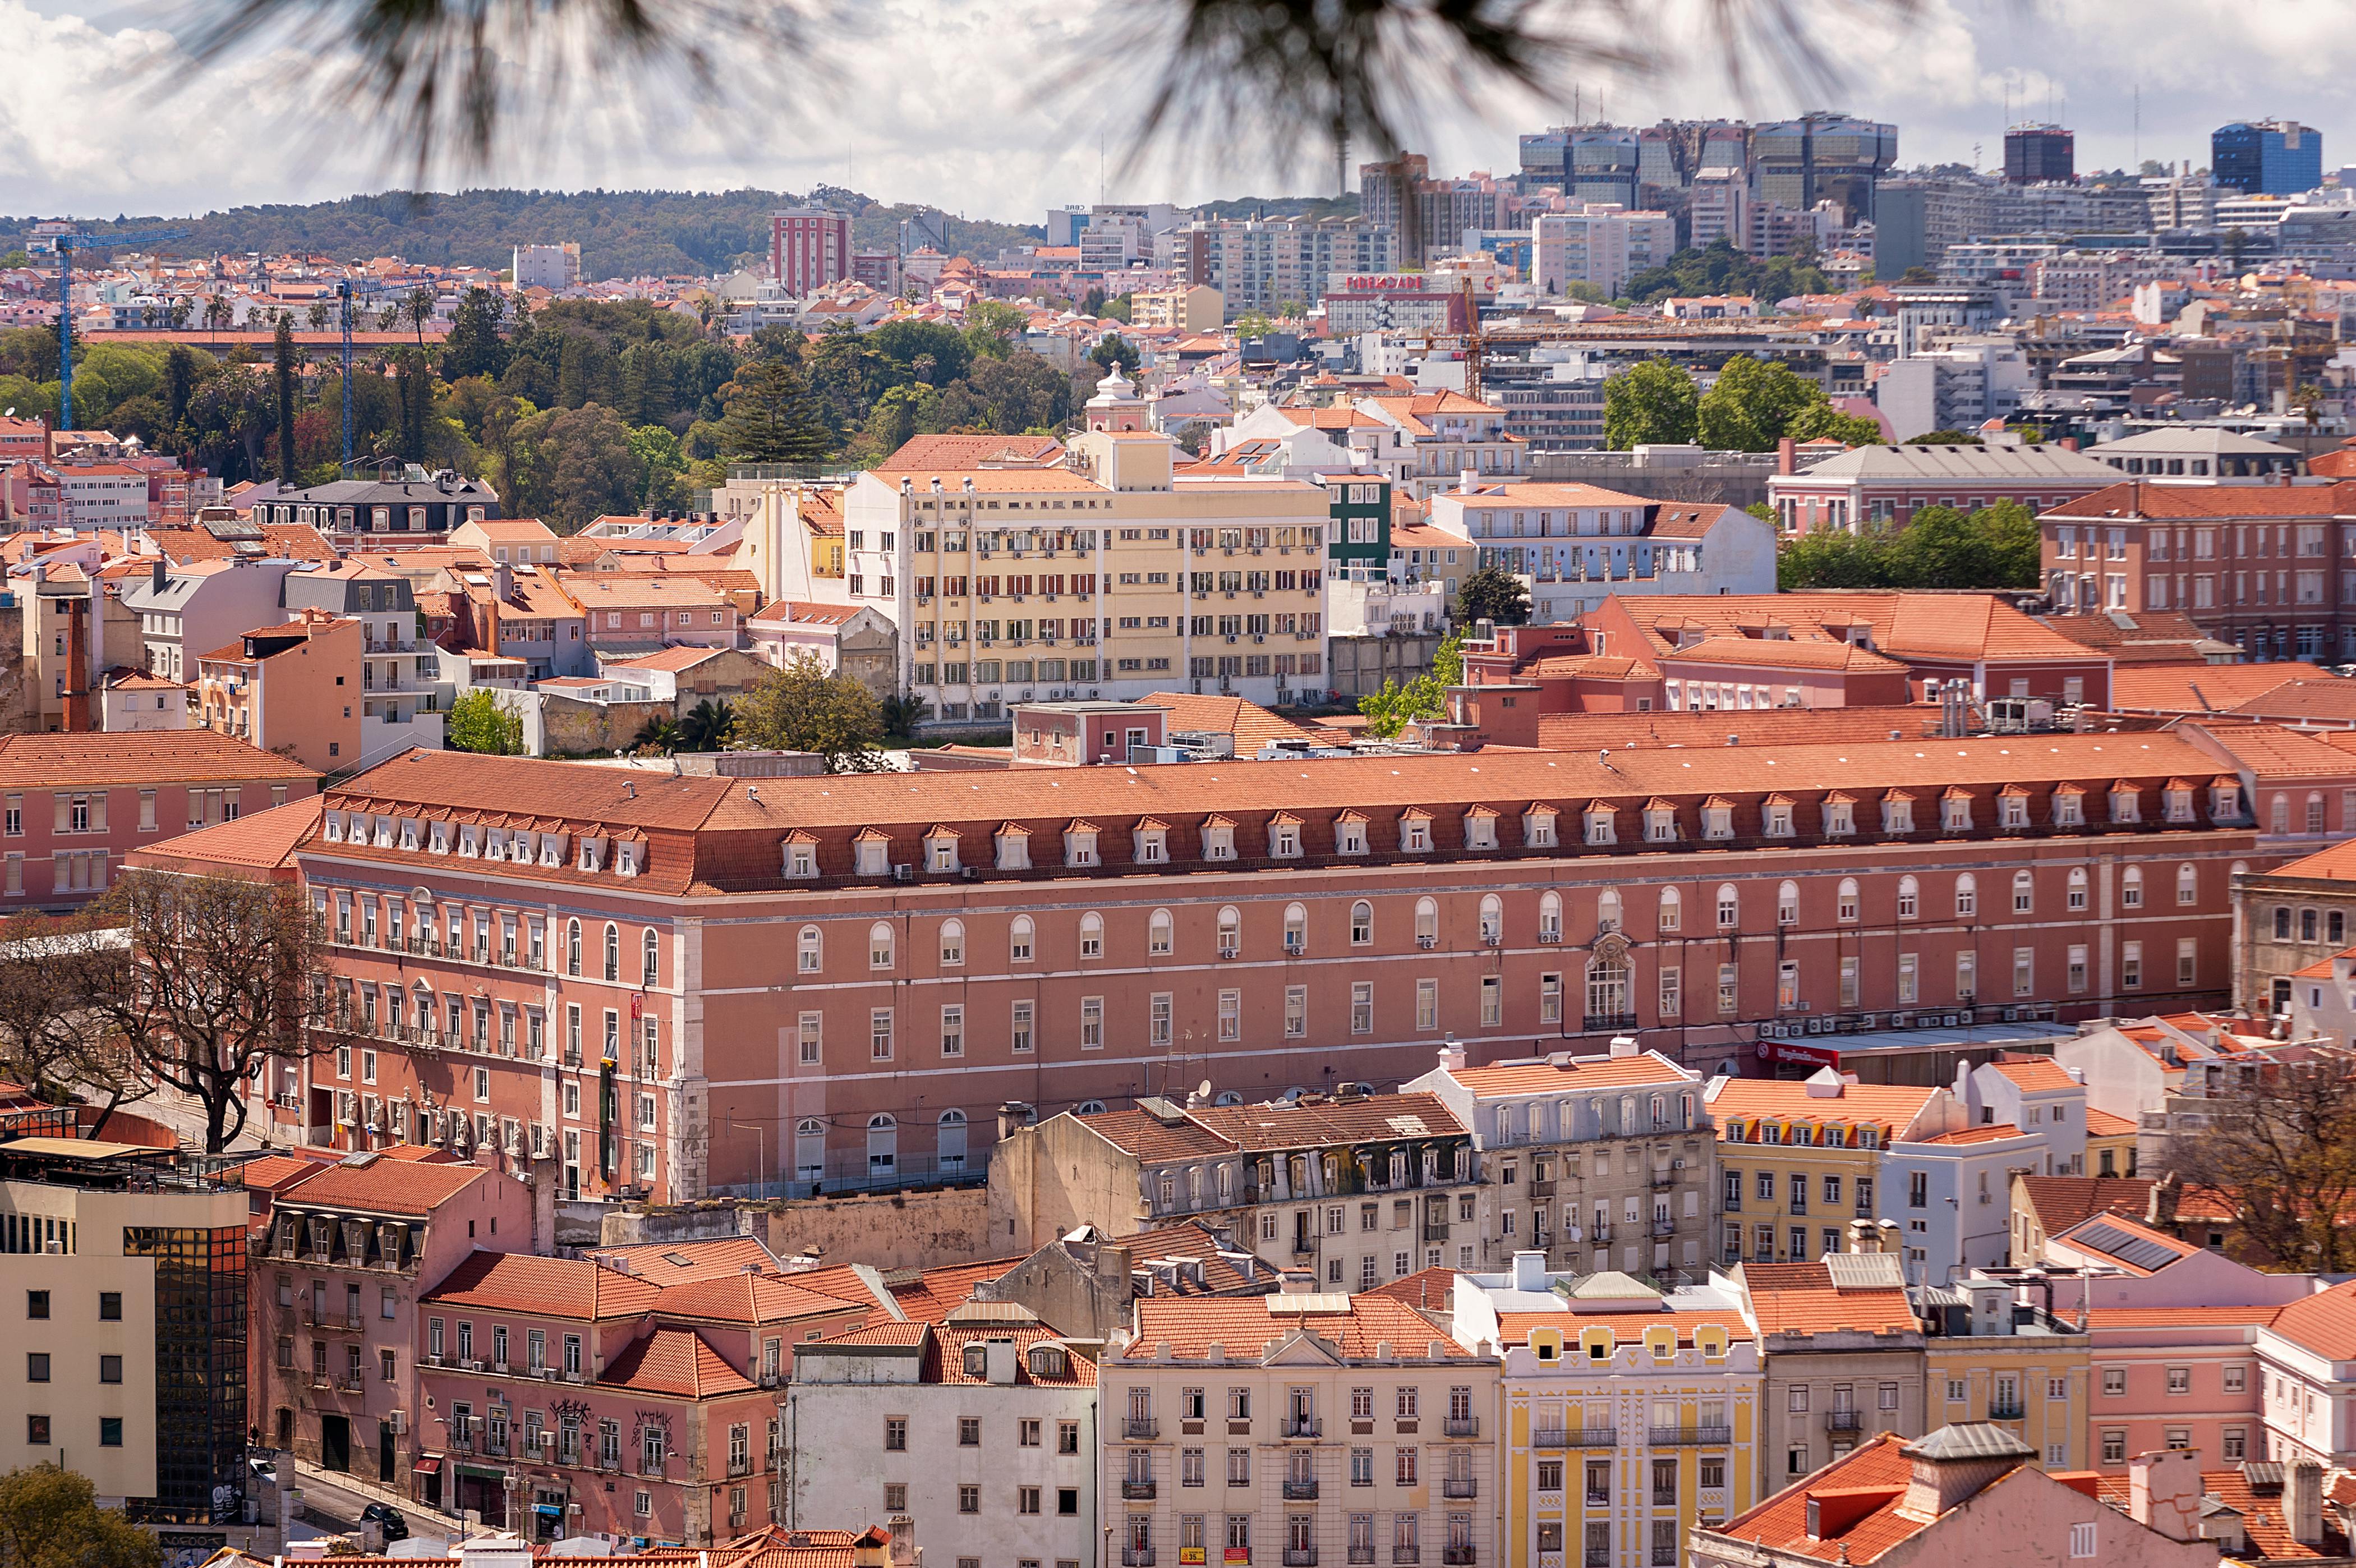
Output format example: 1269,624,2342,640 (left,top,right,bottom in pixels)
1196,1079,1213,1100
